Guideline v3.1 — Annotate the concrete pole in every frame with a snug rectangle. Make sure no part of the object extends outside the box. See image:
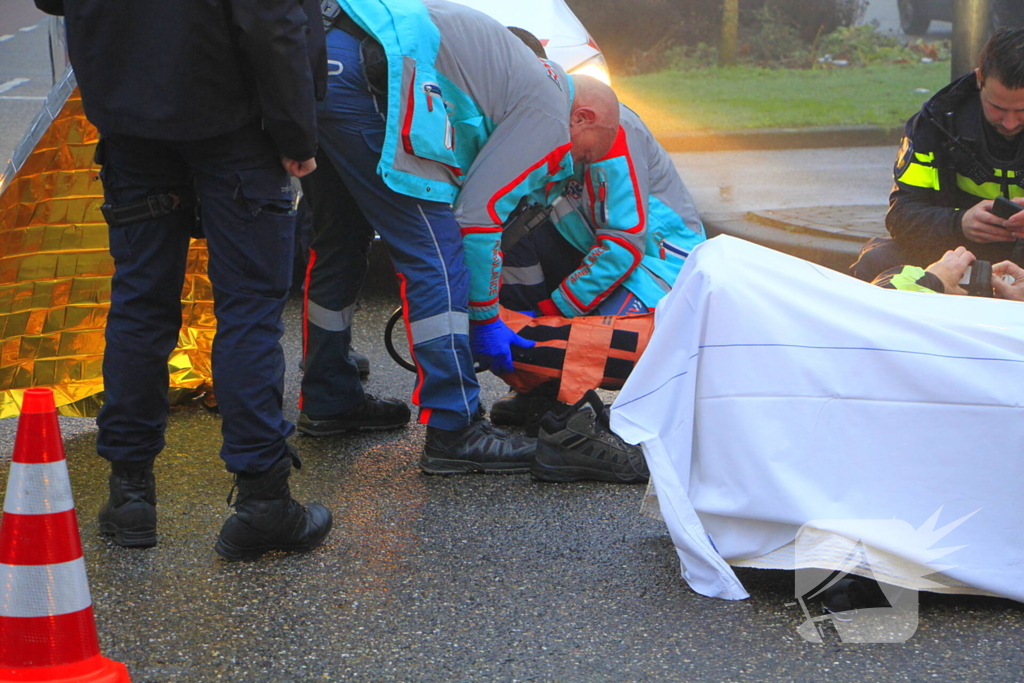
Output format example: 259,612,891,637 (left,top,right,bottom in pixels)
720,0,738,67
951,0,990,80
